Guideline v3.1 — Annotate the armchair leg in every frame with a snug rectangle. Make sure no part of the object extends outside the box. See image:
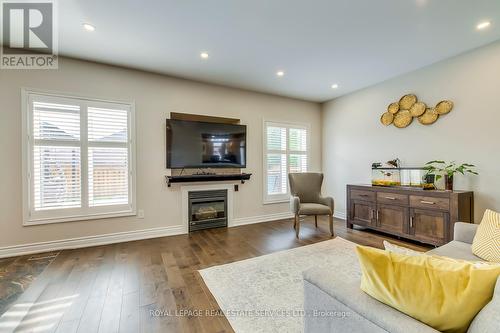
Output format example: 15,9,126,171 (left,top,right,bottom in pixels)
329,214,334,237
295,214,300,238
314,215,318,228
